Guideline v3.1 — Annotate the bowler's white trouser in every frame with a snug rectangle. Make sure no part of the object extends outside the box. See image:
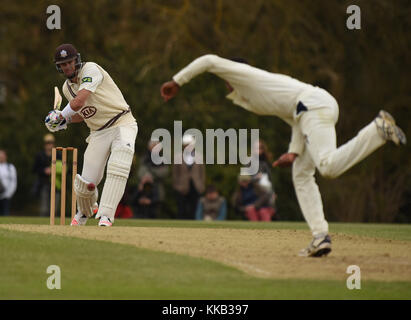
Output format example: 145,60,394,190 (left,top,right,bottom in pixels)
81,122,138,221
292,89,386,236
